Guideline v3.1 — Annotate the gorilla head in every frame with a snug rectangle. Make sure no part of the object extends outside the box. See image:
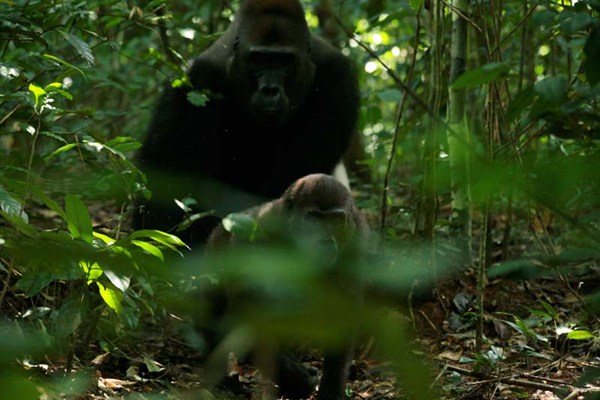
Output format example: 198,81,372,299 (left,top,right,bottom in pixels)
227,0,316,126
